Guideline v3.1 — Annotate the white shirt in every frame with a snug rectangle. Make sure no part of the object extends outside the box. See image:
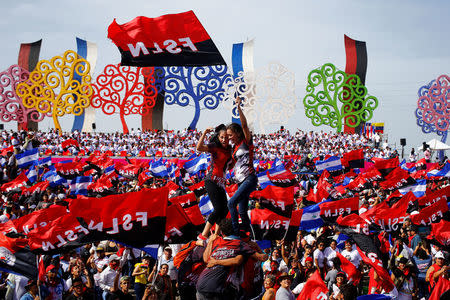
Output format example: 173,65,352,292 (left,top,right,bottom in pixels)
313,249,325,268
324,246,339,268
340,249,361,267
97,266,118,291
